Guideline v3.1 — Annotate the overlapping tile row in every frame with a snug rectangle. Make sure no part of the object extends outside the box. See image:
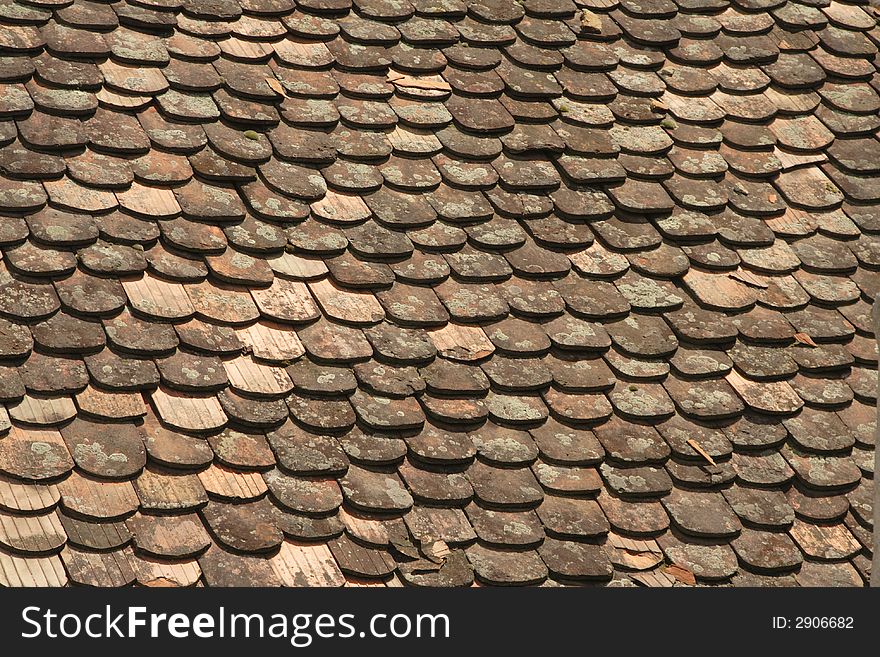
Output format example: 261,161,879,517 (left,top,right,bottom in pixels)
0,0,877,588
